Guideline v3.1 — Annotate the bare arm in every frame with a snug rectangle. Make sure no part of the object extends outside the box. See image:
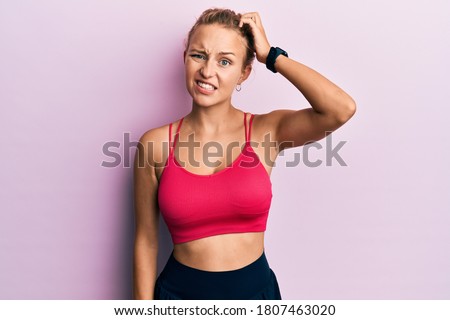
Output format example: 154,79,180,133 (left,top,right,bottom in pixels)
133,130,160,299
268,56,356,151
240,12,356,152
